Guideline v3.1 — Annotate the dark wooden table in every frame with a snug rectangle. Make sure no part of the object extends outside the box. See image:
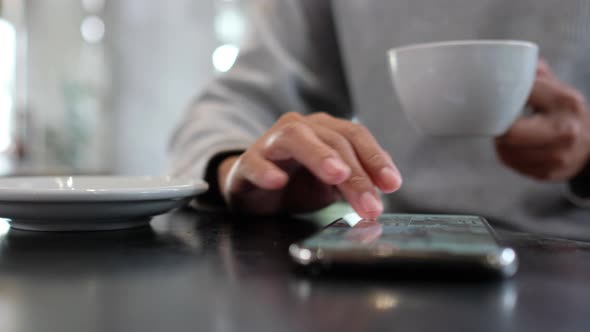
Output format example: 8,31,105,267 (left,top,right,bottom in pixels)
0,210,589,332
